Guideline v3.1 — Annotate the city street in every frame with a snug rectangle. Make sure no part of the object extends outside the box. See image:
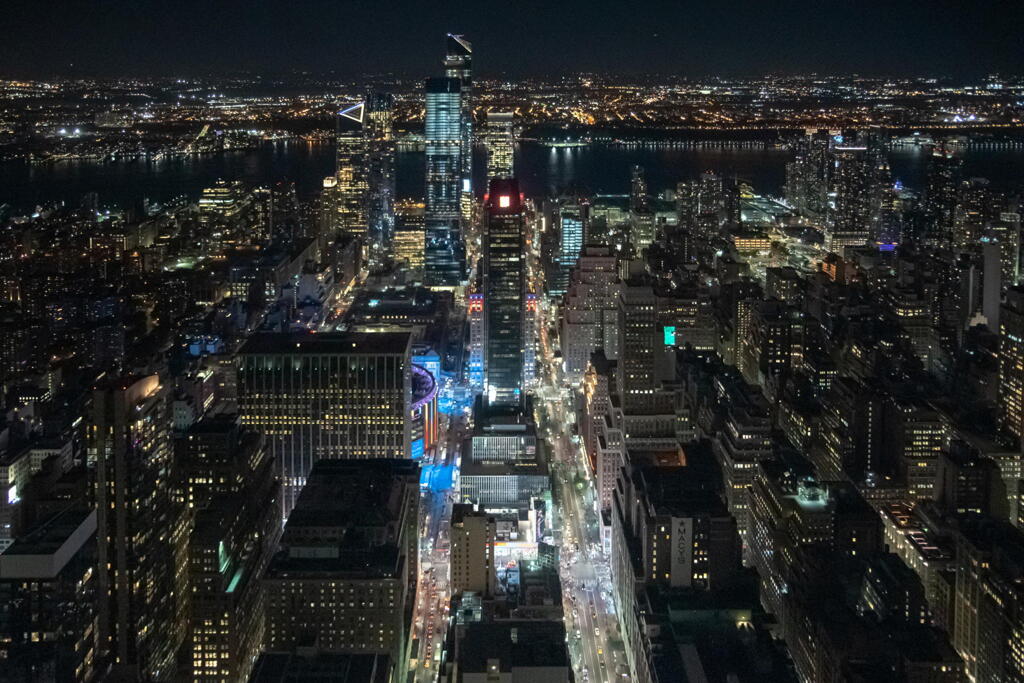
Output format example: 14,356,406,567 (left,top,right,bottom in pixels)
536,297,624,682
412,410,467,682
